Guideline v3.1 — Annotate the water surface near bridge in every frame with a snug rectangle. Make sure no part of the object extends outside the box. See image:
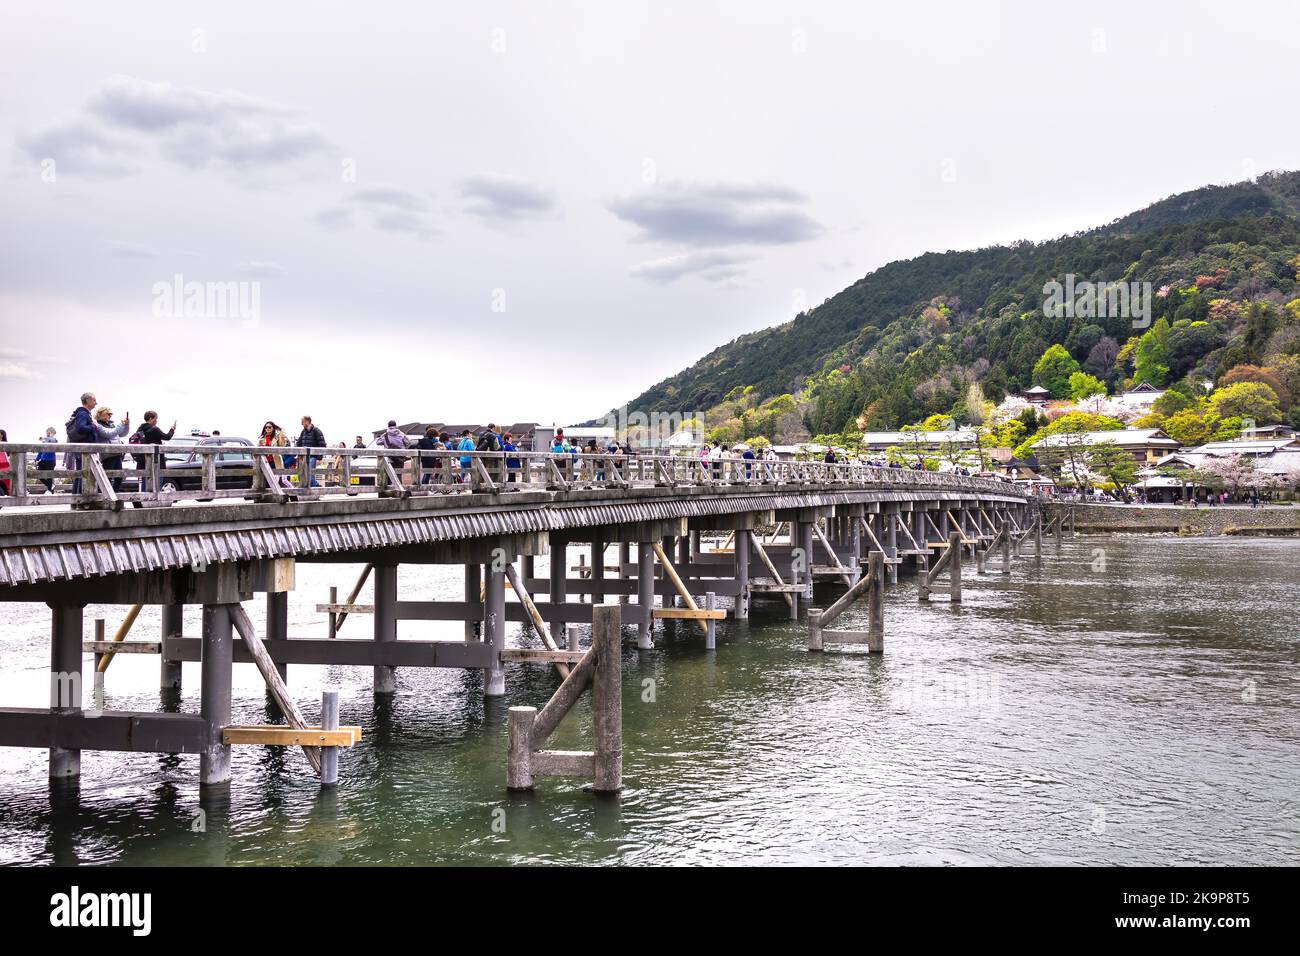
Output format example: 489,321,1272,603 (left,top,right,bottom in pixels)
0,536,1296,865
